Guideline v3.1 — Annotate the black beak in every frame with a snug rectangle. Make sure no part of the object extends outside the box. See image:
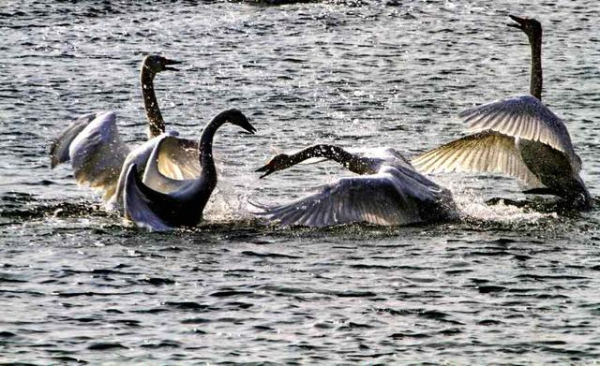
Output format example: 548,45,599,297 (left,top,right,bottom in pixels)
255,164,273,179
508,14,526,30
240,122,257,135
164,58,182,71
